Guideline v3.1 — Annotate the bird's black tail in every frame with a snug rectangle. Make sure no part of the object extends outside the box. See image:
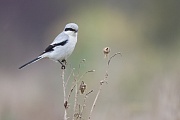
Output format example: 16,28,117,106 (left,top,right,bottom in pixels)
19,57,42,69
